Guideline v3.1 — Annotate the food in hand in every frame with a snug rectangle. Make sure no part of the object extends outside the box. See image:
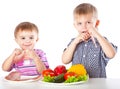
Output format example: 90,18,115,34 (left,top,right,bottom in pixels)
91,35,97,47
